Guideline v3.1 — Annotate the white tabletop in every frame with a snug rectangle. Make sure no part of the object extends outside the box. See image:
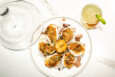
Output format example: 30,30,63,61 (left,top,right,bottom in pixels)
0,0,115,77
